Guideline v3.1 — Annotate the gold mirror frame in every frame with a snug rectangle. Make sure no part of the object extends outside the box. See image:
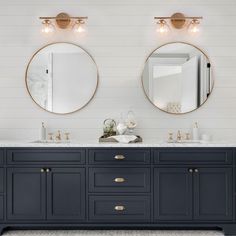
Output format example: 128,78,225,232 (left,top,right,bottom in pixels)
25,42,99,115
141,41,214,115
